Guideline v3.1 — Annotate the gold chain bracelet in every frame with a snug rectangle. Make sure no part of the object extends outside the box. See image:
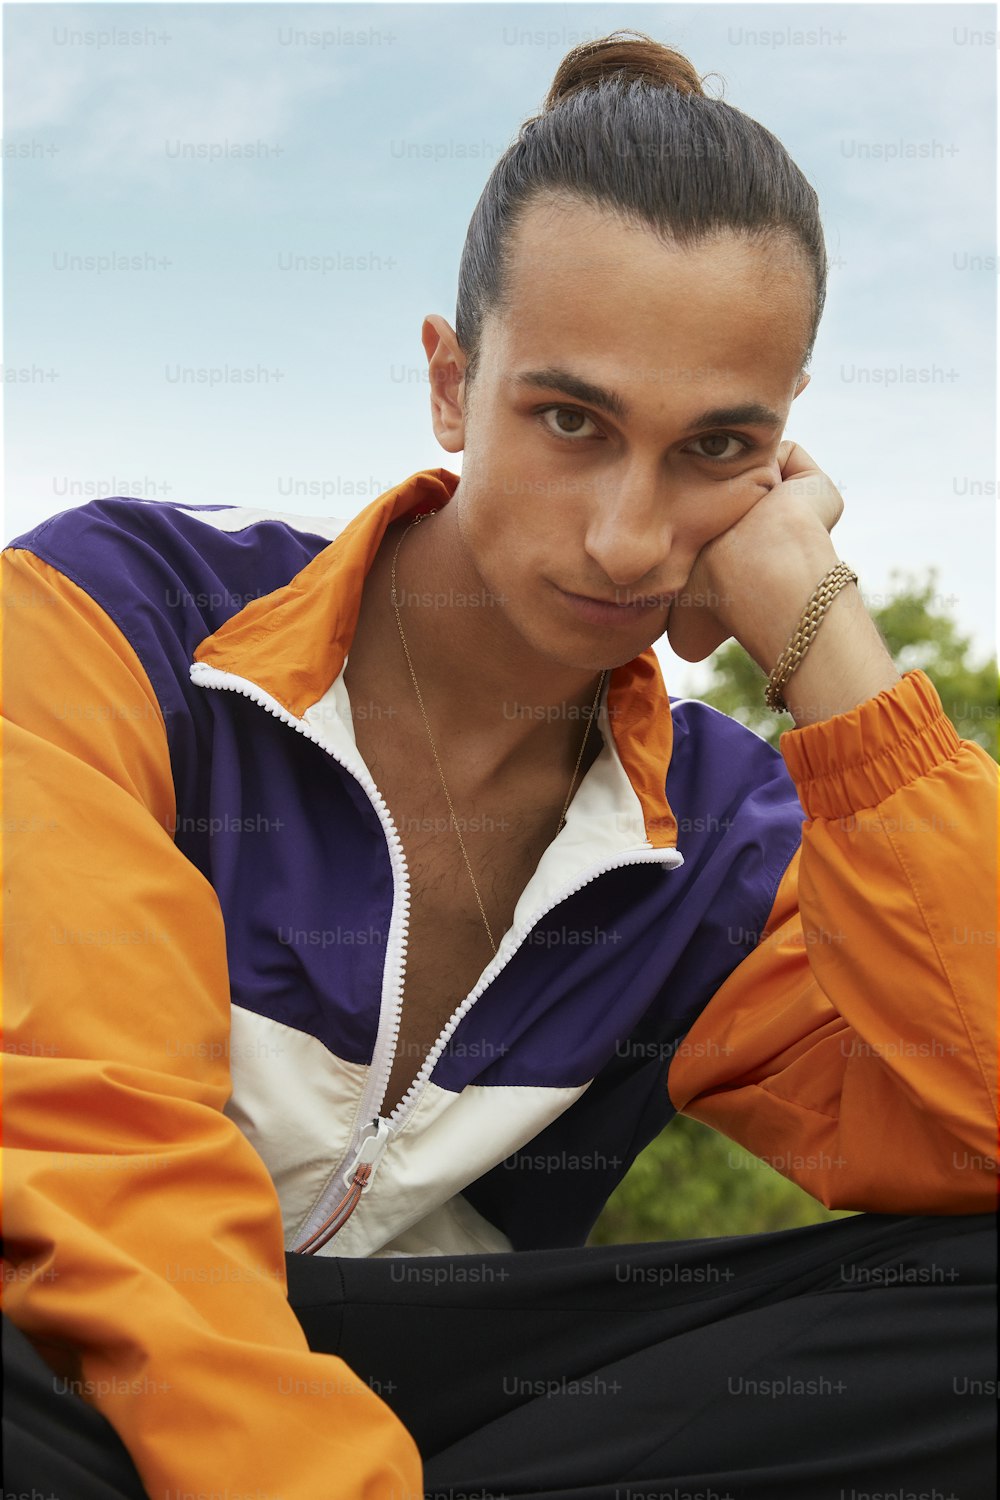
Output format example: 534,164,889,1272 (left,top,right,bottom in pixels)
764,562,859,714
